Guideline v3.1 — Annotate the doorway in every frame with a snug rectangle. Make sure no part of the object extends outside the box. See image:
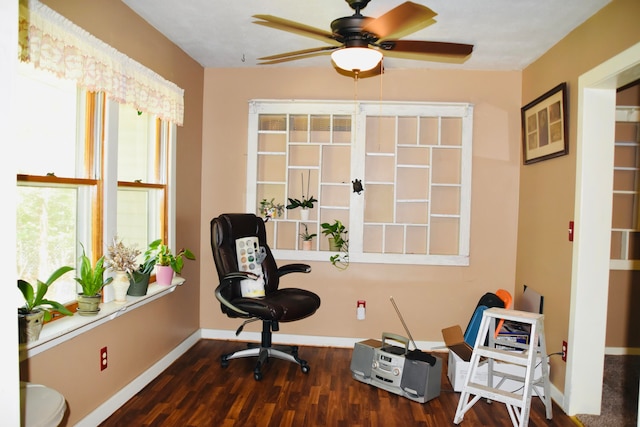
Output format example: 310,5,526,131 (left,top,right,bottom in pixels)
568,41,640,415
